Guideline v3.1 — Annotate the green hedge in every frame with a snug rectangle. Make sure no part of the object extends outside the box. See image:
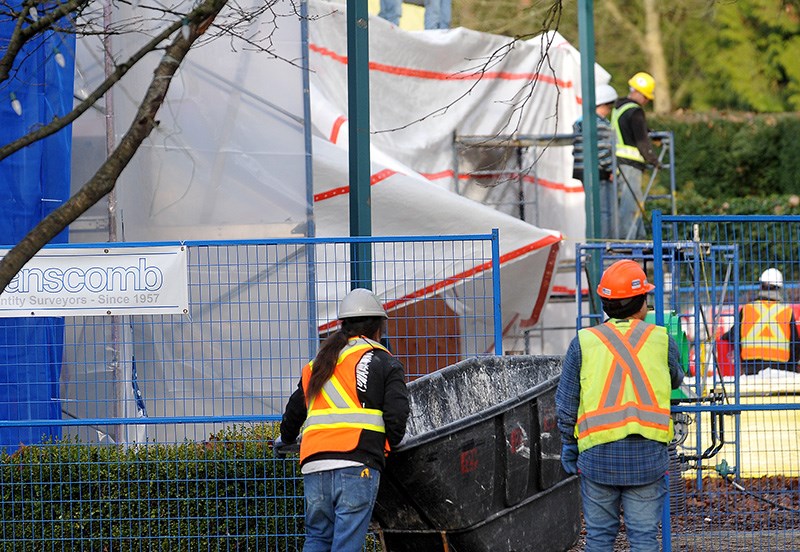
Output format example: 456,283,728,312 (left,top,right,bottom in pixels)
0,423,305,551
649,112,800,213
